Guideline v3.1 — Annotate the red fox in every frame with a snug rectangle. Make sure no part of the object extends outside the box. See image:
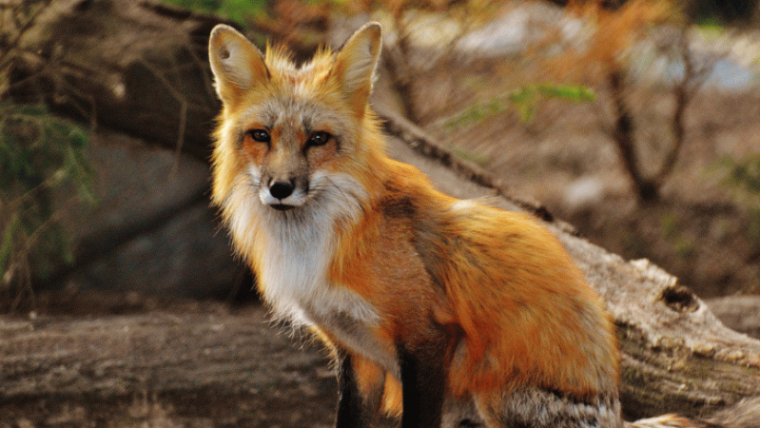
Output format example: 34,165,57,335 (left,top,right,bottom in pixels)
207,22,752,428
